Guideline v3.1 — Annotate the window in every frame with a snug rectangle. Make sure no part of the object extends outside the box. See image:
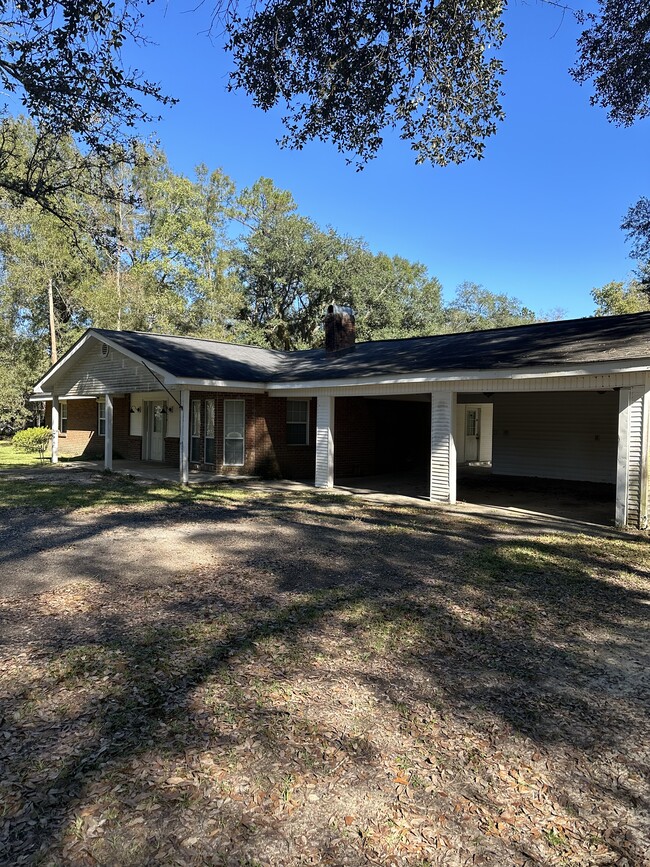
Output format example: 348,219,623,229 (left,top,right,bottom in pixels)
59,402,68,434
286,399,309,445
98,401,106,437
224,399,245,466
190,399,201,463
205,399,215,464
